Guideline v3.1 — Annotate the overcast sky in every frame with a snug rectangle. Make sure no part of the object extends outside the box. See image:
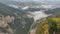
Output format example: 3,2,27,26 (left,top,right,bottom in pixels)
9,0,60,2
0,0,60,4
0,0,60,2
14,0,60,1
